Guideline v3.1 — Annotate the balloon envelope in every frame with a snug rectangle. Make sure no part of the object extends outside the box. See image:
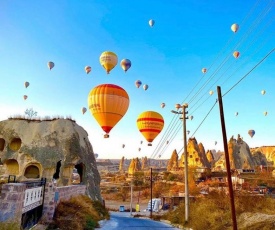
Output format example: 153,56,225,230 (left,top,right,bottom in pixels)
235,112,238,116
120,59,131,72
85,66,91,74
99,51,118,74
48,61,54,70
122,144,125,148
161,103,165,108
137,111,164,146
231,23,239,33
209,90,214,95
135,80,142,88
189,115,194,120
143,84,148,91
88,84,129,137
248,130,255,138
24,81,30,88
202,68,207,74
23,95,28,100
149,19,155,27
81,107,87,114
264,111,268,116
261,90,266,95
233,51,240,58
